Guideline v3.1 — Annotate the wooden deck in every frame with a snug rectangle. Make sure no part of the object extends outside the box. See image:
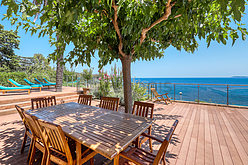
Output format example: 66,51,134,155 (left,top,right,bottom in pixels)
0,101,248,164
